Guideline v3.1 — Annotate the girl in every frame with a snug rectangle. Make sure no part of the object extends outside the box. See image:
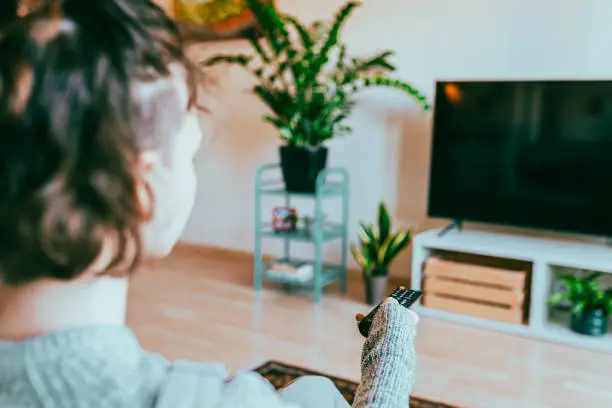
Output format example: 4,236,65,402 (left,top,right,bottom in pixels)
0,1,418,407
